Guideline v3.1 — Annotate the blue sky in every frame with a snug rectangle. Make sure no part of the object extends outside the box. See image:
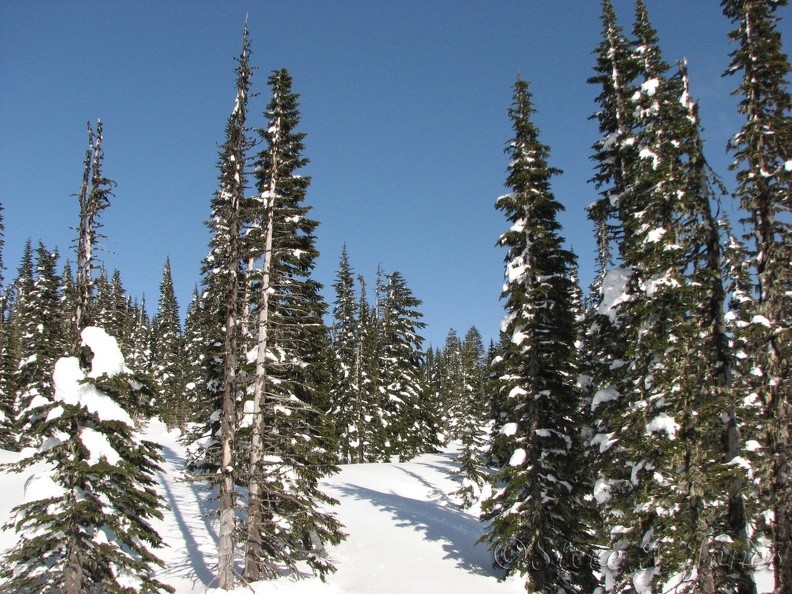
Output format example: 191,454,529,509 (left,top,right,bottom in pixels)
1,1,789,348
